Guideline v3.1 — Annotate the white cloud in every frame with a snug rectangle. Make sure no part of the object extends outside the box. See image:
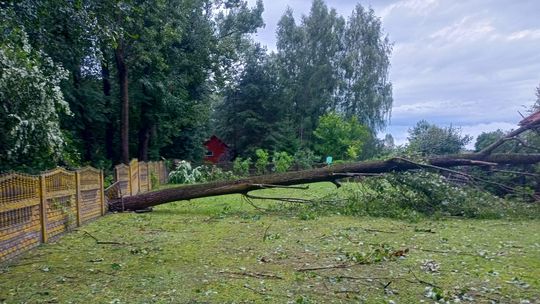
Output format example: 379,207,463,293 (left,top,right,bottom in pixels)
247,0,540,147
429,17,497,42
379,0,439,19
507,29,540,41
